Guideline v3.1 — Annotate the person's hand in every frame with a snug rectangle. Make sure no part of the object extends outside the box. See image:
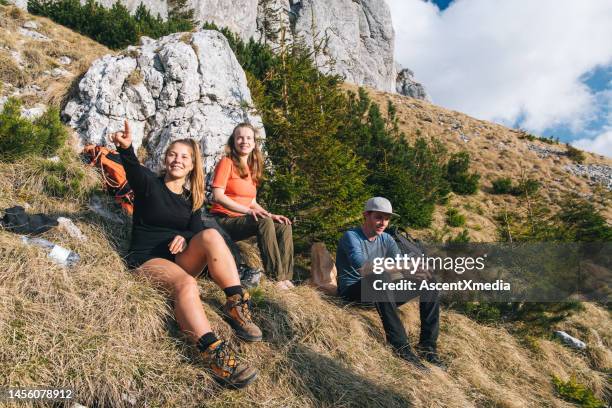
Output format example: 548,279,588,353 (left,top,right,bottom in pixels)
109,120,132,150
412,265,433,281
271,214,292,225
168,235,187,254
247,208,270,221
